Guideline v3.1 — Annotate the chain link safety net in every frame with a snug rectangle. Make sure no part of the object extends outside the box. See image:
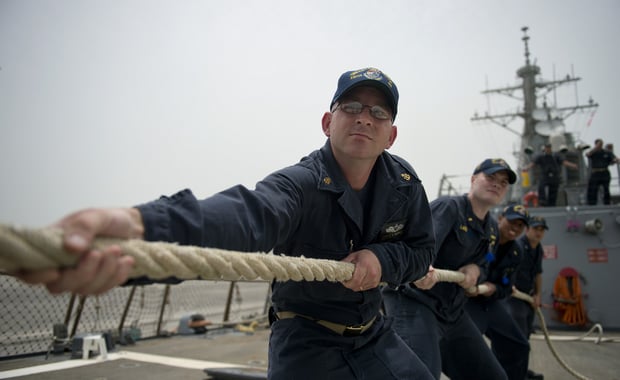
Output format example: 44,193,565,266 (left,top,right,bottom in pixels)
0,274,270,358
